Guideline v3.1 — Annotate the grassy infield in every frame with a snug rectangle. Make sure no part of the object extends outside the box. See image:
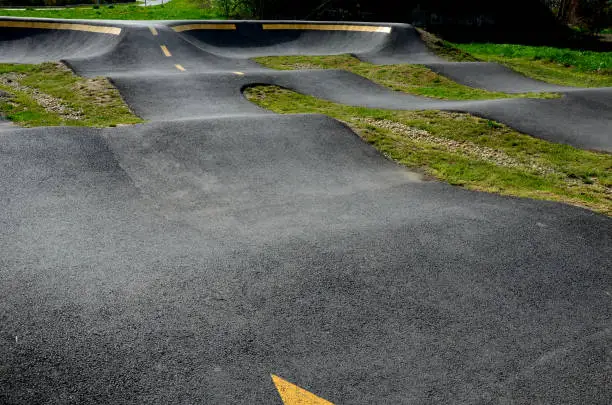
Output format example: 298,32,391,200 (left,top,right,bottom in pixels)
0,1,610,214
0,62,141,126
